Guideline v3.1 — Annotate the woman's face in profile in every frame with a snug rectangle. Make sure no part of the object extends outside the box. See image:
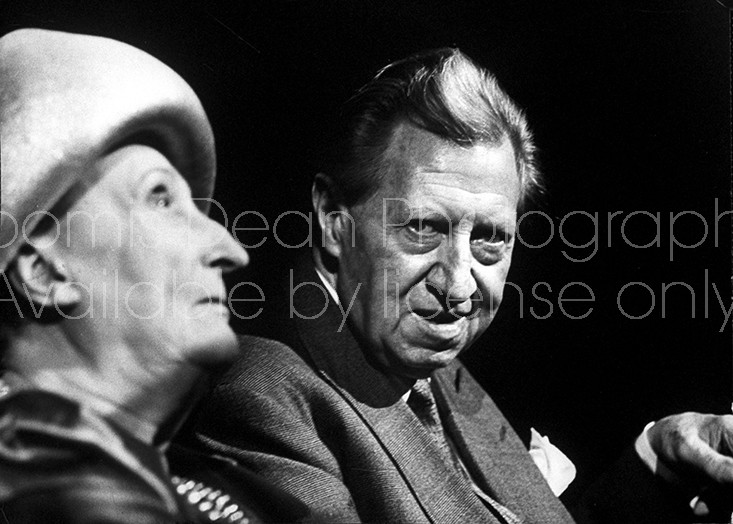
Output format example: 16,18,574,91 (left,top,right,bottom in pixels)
52,144,248,368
